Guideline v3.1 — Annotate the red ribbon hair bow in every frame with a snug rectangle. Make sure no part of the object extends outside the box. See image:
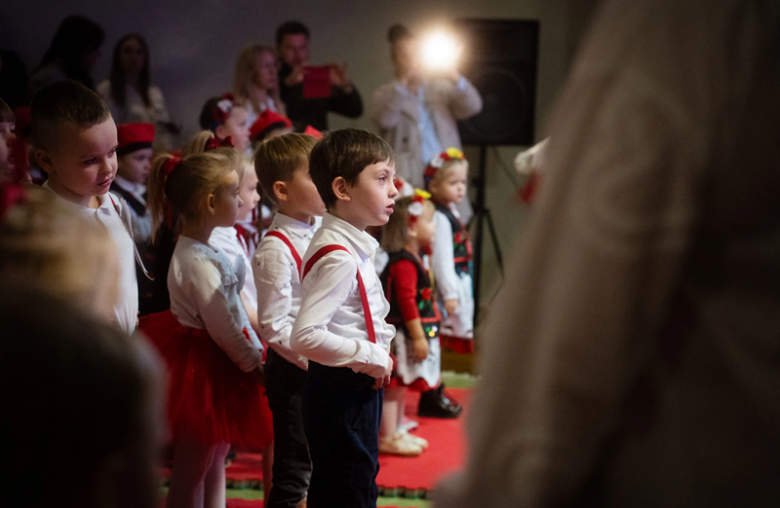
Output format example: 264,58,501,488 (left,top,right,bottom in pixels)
205,136,234,152
161,157,182,177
